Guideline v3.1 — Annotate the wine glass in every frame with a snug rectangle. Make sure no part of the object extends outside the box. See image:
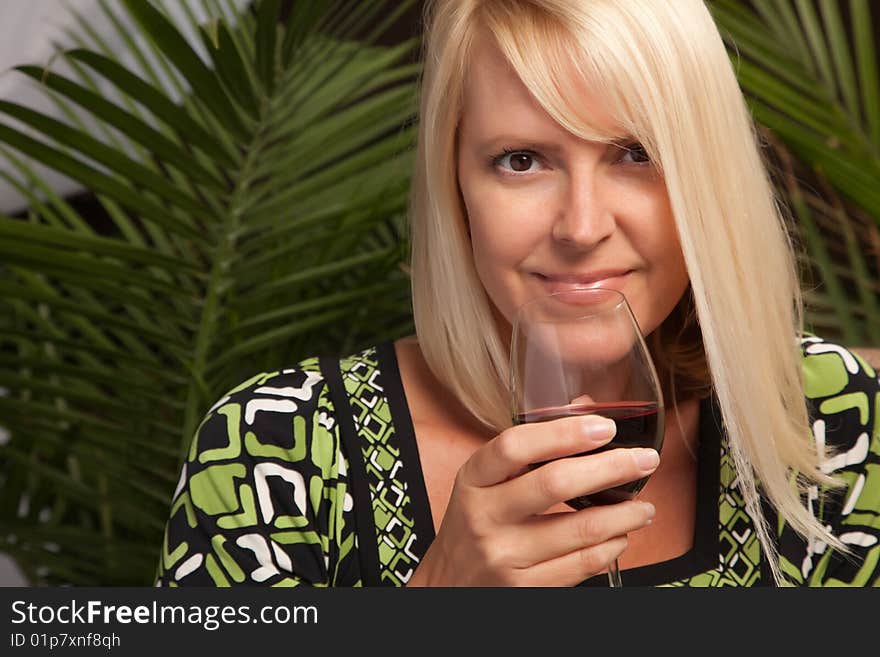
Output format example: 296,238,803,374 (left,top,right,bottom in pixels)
509,287,665,587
